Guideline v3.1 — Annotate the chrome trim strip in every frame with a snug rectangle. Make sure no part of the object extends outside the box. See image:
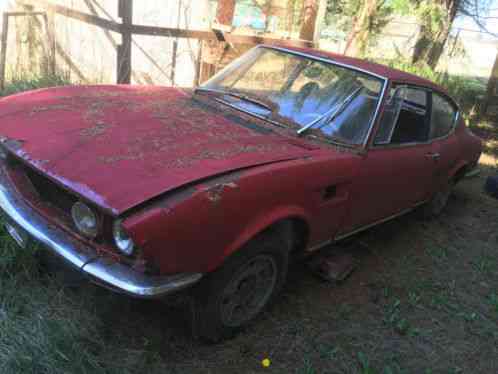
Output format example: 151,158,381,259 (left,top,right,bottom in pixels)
265,46,389,81
0,182,89,268
306,239,332,252
362,80,389,148
0,167,202,298
334,201,426,241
